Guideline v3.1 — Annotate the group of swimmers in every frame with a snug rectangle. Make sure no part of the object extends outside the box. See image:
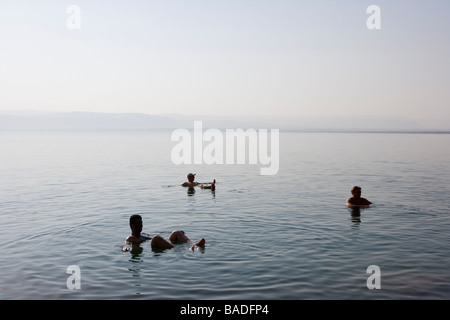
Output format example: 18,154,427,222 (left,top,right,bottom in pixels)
123,173,214,252
124,174,372,251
